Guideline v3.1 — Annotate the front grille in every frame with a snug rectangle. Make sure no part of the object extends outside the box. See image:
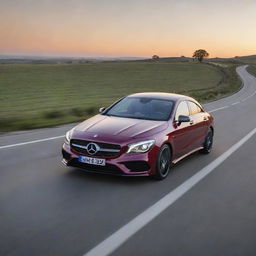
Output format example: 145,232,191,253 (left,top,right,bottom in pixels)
69,159,123,175
122,161,150,172
70,139,121,157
